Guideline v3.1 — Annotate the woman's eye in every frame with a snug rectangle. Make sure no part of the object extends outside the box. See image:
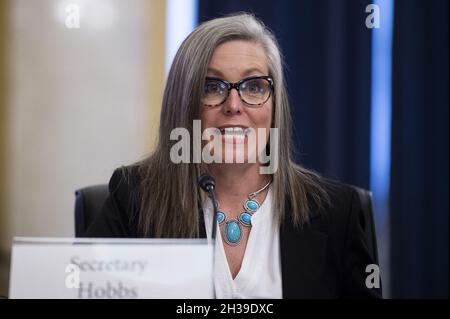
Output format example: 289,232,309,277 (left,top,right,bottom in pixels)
204,82,223,94
245,81,264,93
249,84,262,92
